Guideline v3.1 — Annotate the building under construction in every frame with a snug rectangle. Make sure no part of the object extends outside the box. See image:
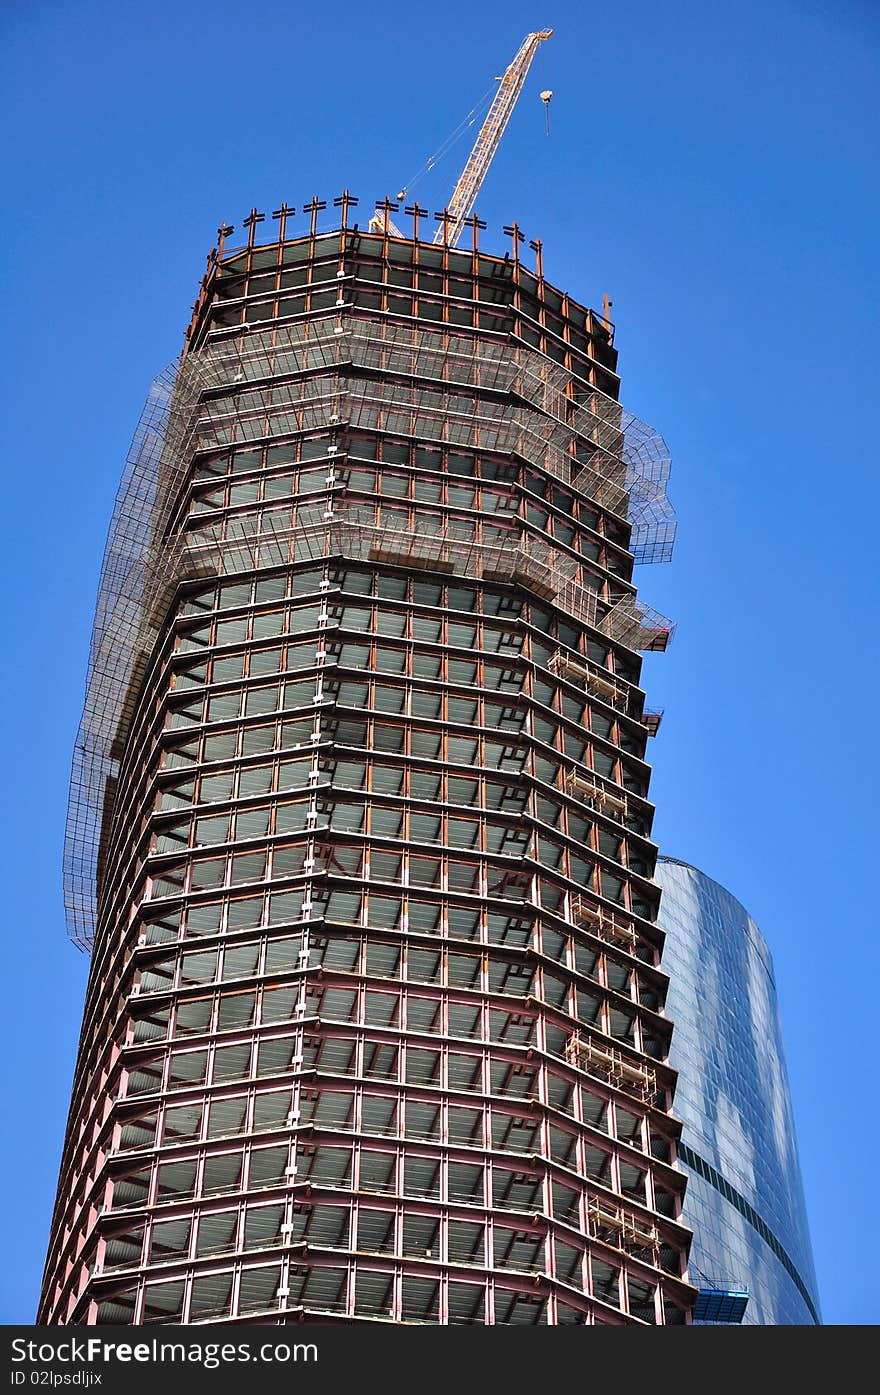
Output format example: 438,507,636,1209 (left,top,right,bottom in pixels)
39,33,702,1326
